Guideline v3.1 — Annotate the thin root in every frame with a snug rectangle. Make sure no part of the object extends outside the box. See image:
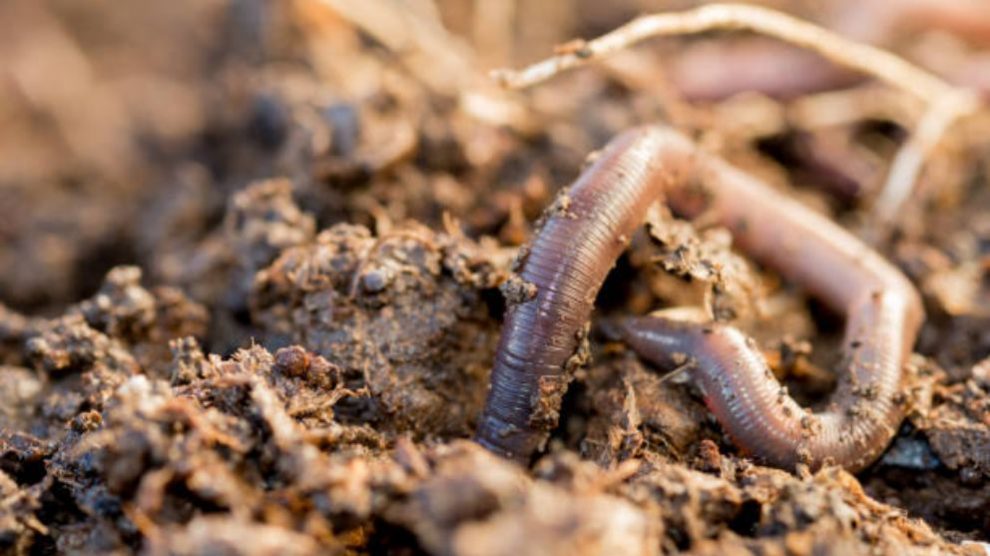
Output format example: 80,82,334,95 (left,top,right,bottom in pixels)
873,90,983,225
492,3,984,227
491,3,955,102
